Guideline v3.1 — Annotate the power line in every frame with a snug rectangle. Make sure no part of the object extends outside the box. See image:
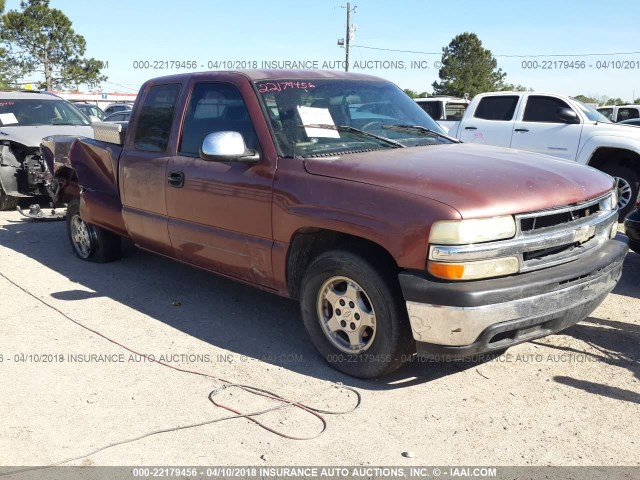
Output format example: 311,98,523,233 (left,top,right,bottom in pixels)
104,81,139,92
350,44,640,58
